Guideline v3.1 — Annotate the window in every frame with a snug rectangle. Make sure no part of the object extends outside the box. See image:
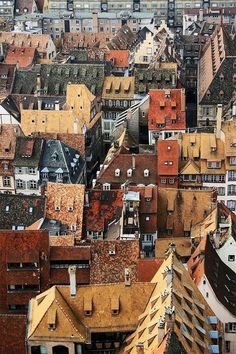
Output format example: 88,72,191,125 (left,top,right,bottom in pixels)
29,180,37,190
103,183,110,191
169,178,174,184
144,169,149,177
2,163,8,170
217,187,225,196
3,176,10,187
206,292,209,298
207,161,221,169
5,205,10,212
228,170,236,181
230,157,236,165
226,323,236,333
228,185,236,196
16,179,24,189
145,216,150,221
226,341,231,353
115,169,120,177
127,169,132,177
29,167,36,174
227,200,236,211
161,178,167,184
228,255,235,262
